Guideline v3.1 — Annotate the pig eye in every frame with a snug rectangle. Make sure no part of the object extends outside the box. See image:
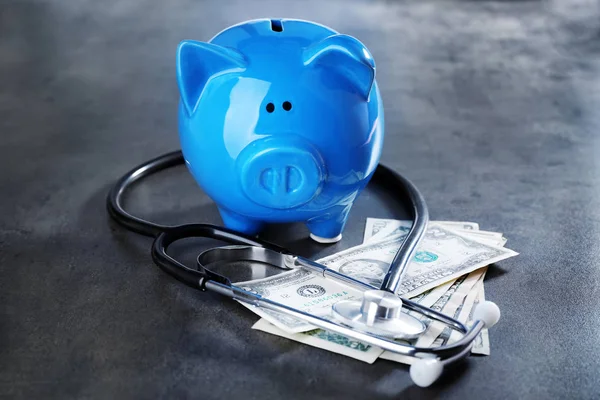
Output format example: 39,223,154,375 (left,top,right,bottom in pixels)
266,103,275,113
282,101,292,111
